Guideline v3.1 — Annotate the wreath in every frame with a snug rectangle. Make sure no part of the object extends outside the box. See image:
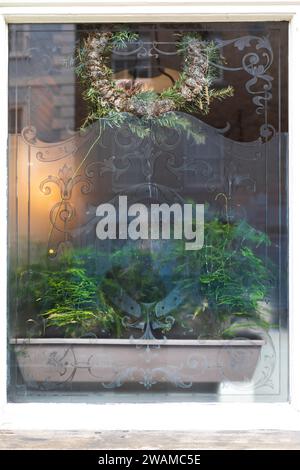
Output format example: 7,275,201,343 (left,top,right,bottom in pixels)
75,29,233,129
